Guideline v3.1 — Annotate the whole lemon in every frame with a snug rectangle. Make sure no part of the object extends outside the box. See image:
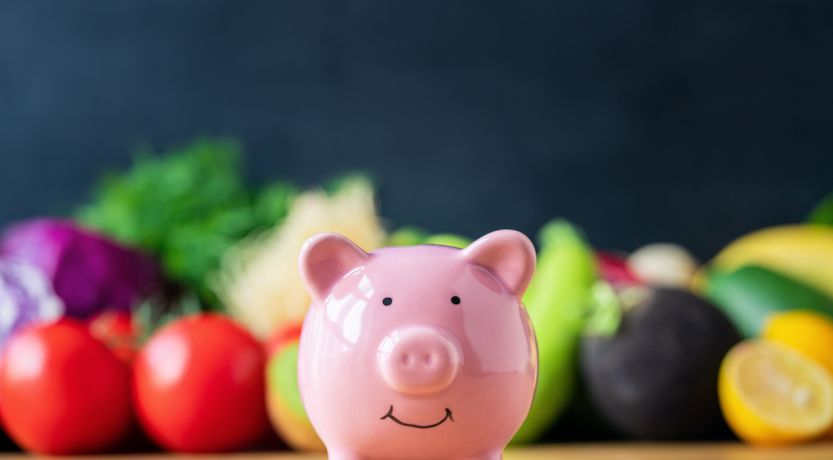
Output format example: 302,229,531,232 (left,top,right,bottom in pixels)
763,310,833,376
